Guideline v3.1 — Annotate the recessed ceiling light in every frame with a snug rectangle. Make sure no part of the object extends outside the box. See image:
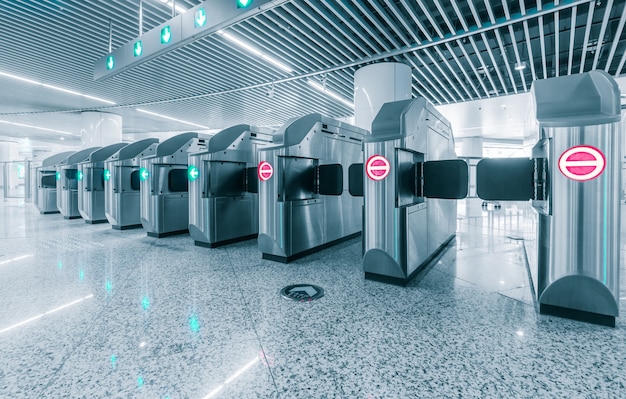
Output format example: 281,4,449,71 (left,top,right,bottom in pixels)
217,30,293,73
514,62,527,71
0,71,115,105
0,119,75,135
307,79,354,108
136,108,210,129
